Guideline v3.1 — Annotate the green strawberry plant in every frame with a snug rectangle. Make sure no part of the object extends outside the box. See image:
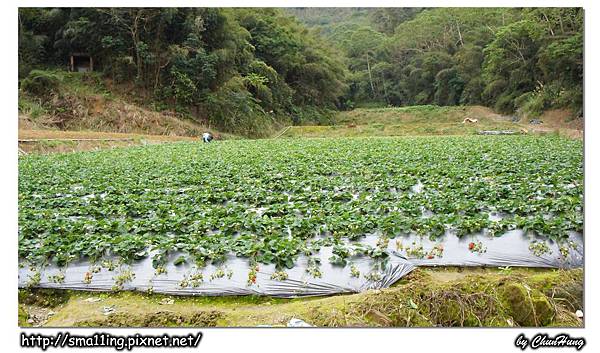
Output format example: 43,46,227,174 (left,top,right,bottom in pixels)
18,136,582,279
